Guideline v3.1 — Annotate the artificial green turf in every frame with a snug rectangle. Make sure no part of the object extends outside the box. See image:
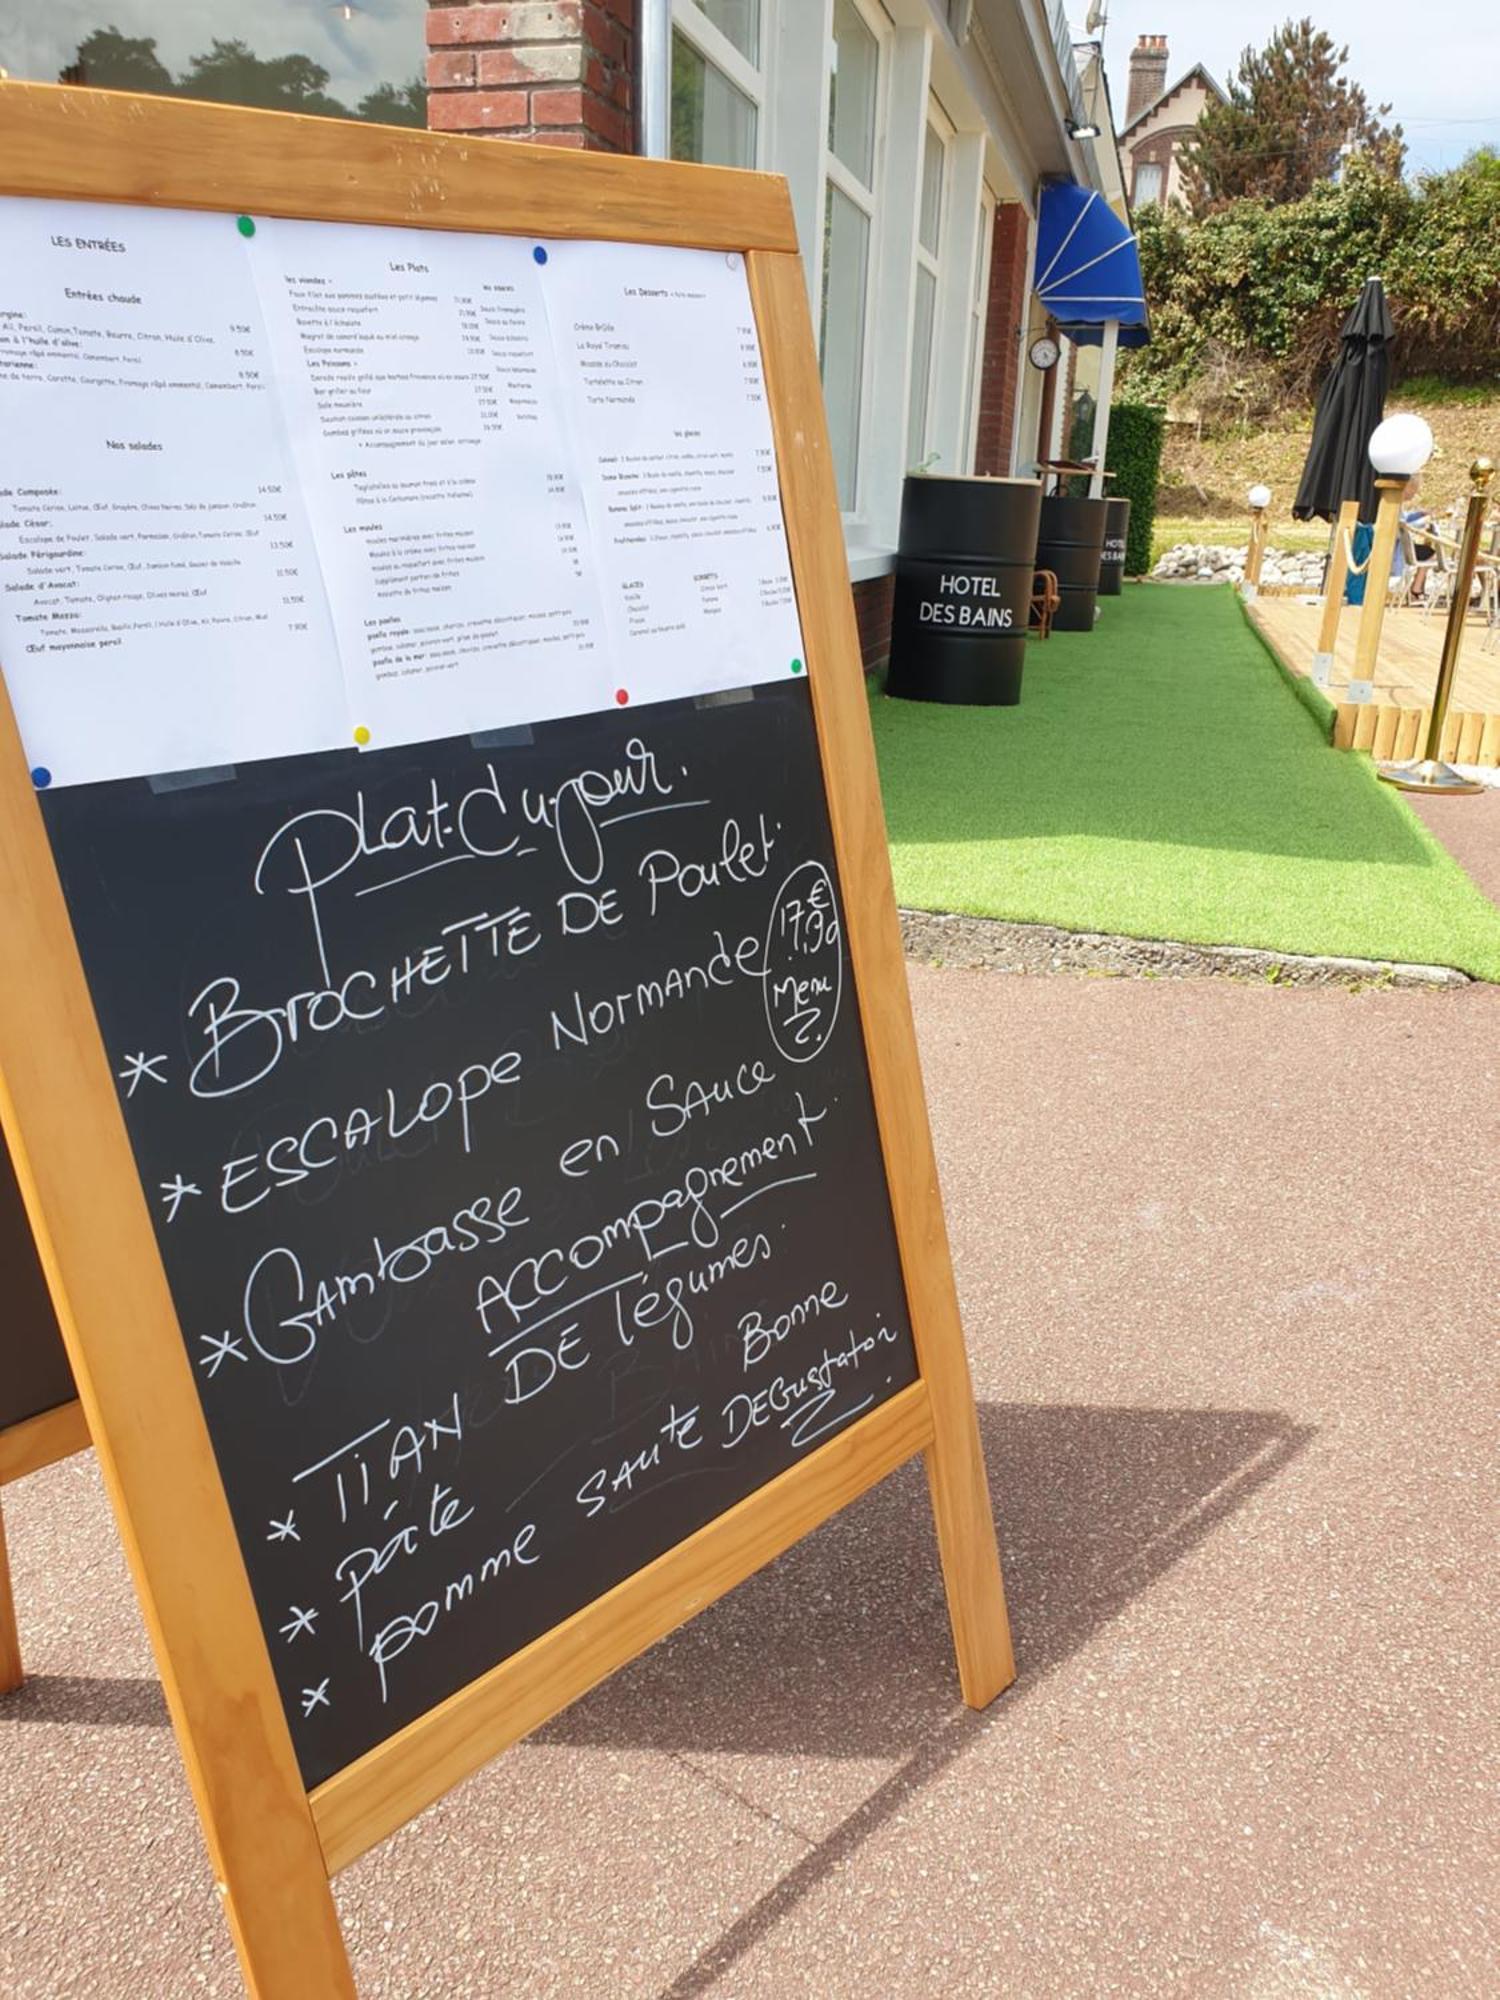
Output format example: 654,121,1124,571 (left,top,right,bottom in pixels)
870,582,1500,981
